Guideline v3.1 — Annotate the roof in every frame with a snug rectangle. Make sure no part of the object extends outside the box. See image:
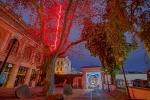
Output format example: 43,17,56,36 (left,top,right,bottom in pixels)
81,65,101,69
